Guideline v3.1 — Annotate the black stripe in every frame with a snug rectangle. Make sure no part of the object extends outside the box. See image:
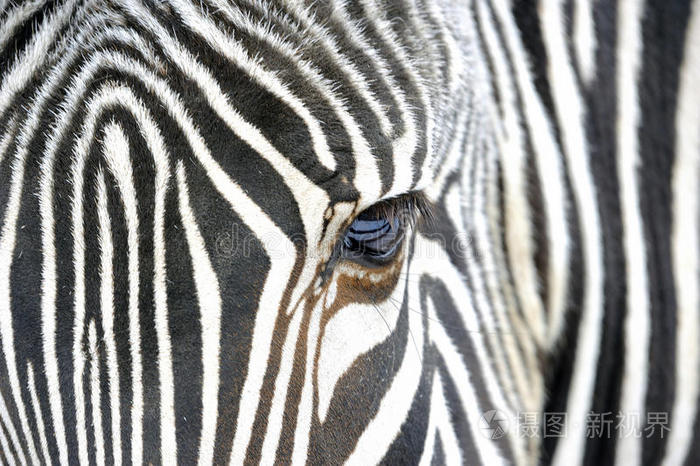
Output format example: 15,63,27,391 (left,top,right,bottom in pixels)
636,0,691,463
583,0,624,462
167,170,203,465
